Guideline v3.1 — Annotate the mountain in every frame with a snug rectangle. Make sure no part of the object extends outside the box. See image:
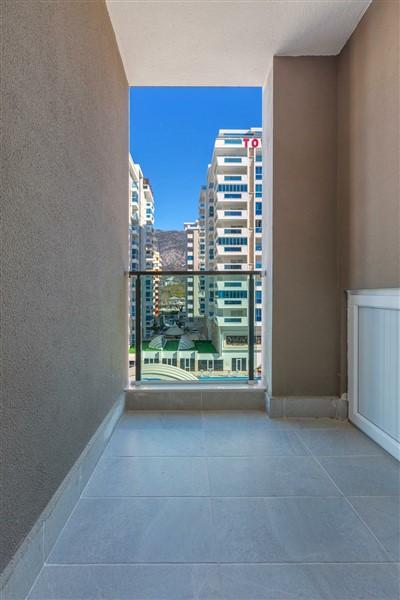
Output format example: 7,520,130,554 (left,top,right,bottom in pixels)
155,229,186,271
